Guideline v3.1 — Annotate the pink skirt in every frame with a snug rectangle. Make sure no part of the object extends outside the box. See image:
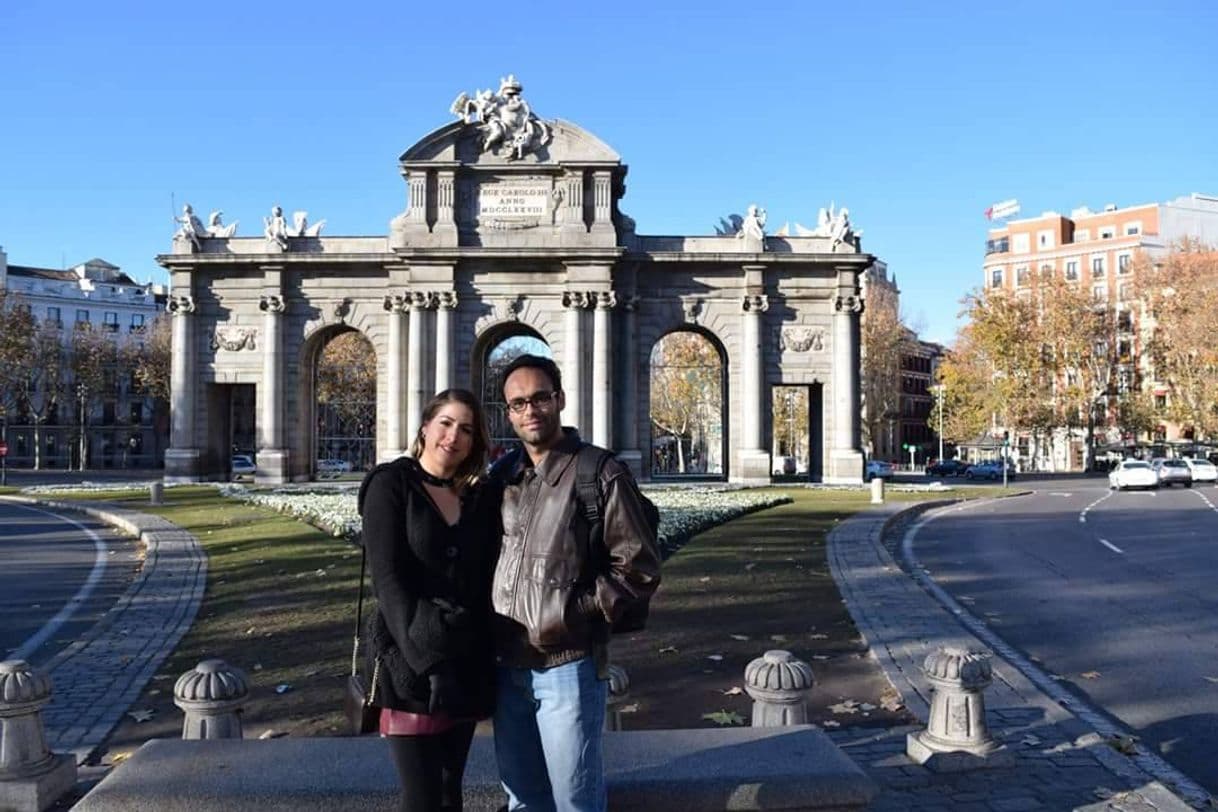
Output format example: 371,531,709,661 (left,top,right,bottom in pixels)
379,707,459,736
